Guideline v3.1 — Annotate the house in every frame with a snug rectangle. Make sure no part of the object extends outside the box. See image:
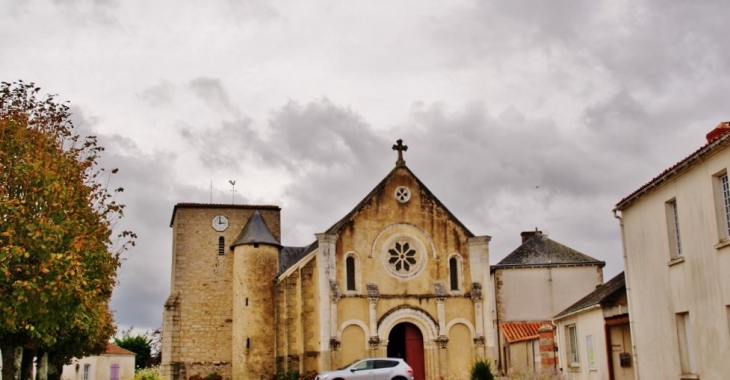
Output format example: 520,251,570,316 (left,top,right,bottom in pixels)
491,230,605,374
61,343,136,380
613,122,730,379
553,272,634,380
161,141,496,380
